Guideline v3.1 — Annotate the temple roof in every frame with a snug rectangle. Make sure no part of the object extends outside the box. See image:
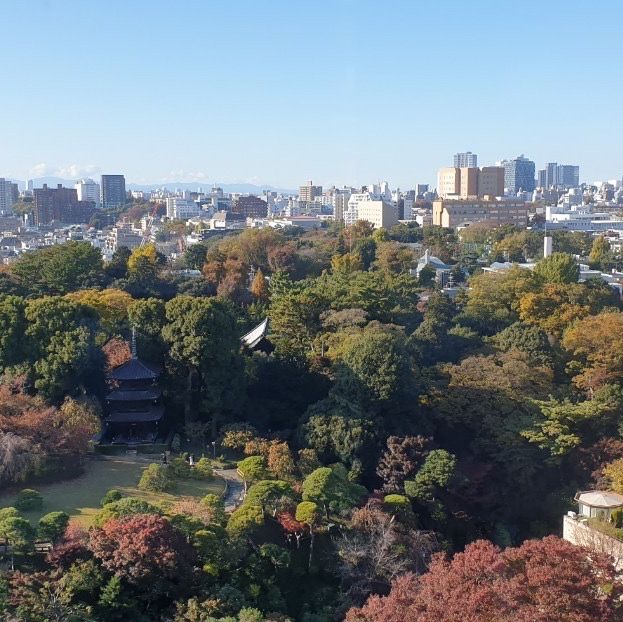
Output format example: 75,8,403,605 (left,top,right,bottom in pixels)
241,318,269,349
106,388,161,401
110,358,160,381
106,406,164,424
